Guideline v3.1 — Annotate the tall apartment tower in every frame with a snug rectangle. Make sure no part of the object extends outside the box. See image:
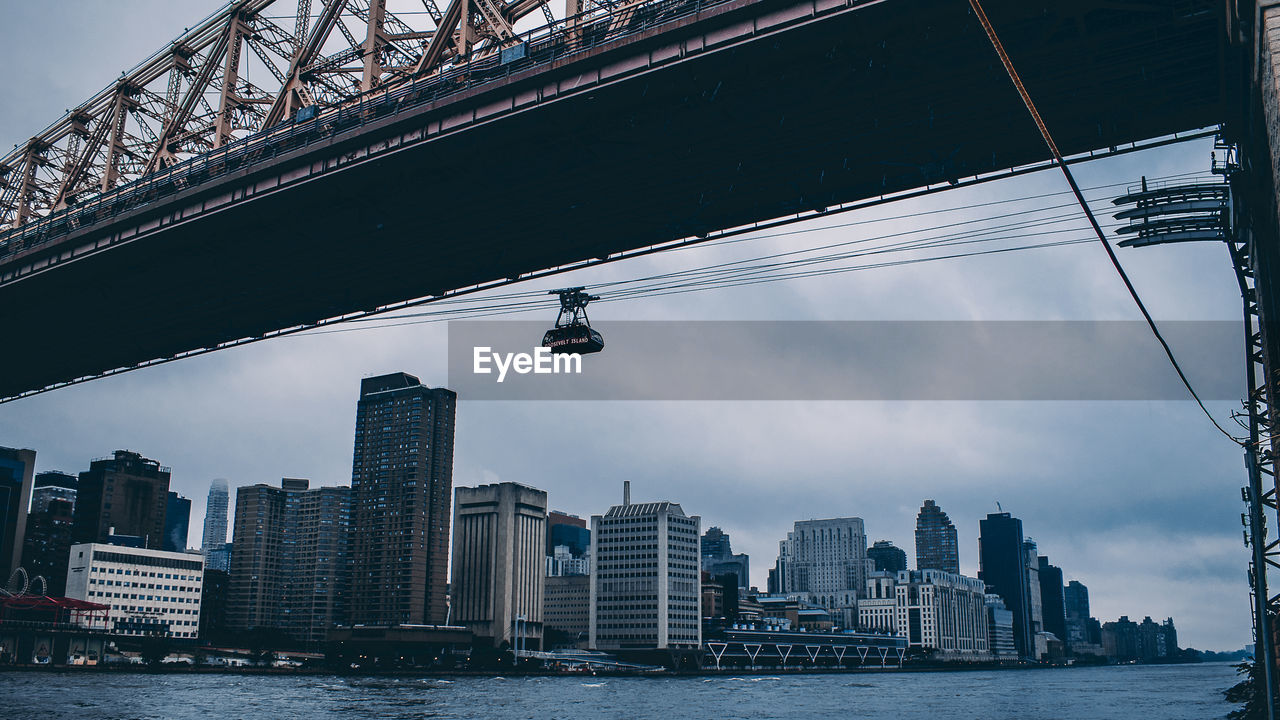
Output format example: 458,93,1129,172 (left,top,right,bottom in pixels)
451,482,547,649
0,447,36,581
1037,555,1067,642
868,540,908,573
591,482,702,651
1024,539,1044,639
21,498,75,595
774,517,867,609
978,512,1033,659
201,478,229,560
227,478,351,645
1064,579,1090,620
348,373,457,626
915,499,960,574
72,450,171,550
